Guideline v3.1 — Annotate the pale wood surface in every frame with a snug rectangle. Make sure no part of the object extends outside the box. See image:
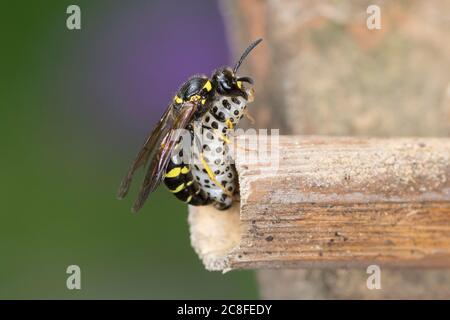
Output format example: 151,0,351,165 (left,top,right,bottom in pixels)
189,136,450,271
